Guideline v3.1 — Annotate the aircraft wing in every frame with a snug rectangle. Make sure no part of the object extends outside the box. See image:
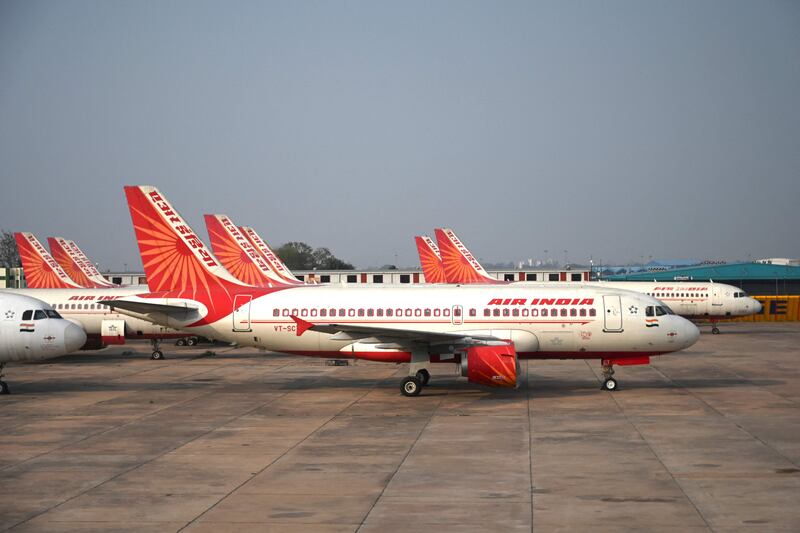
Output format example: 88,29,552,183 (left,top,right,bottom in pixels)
98,299,202,321
290,315,508,348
